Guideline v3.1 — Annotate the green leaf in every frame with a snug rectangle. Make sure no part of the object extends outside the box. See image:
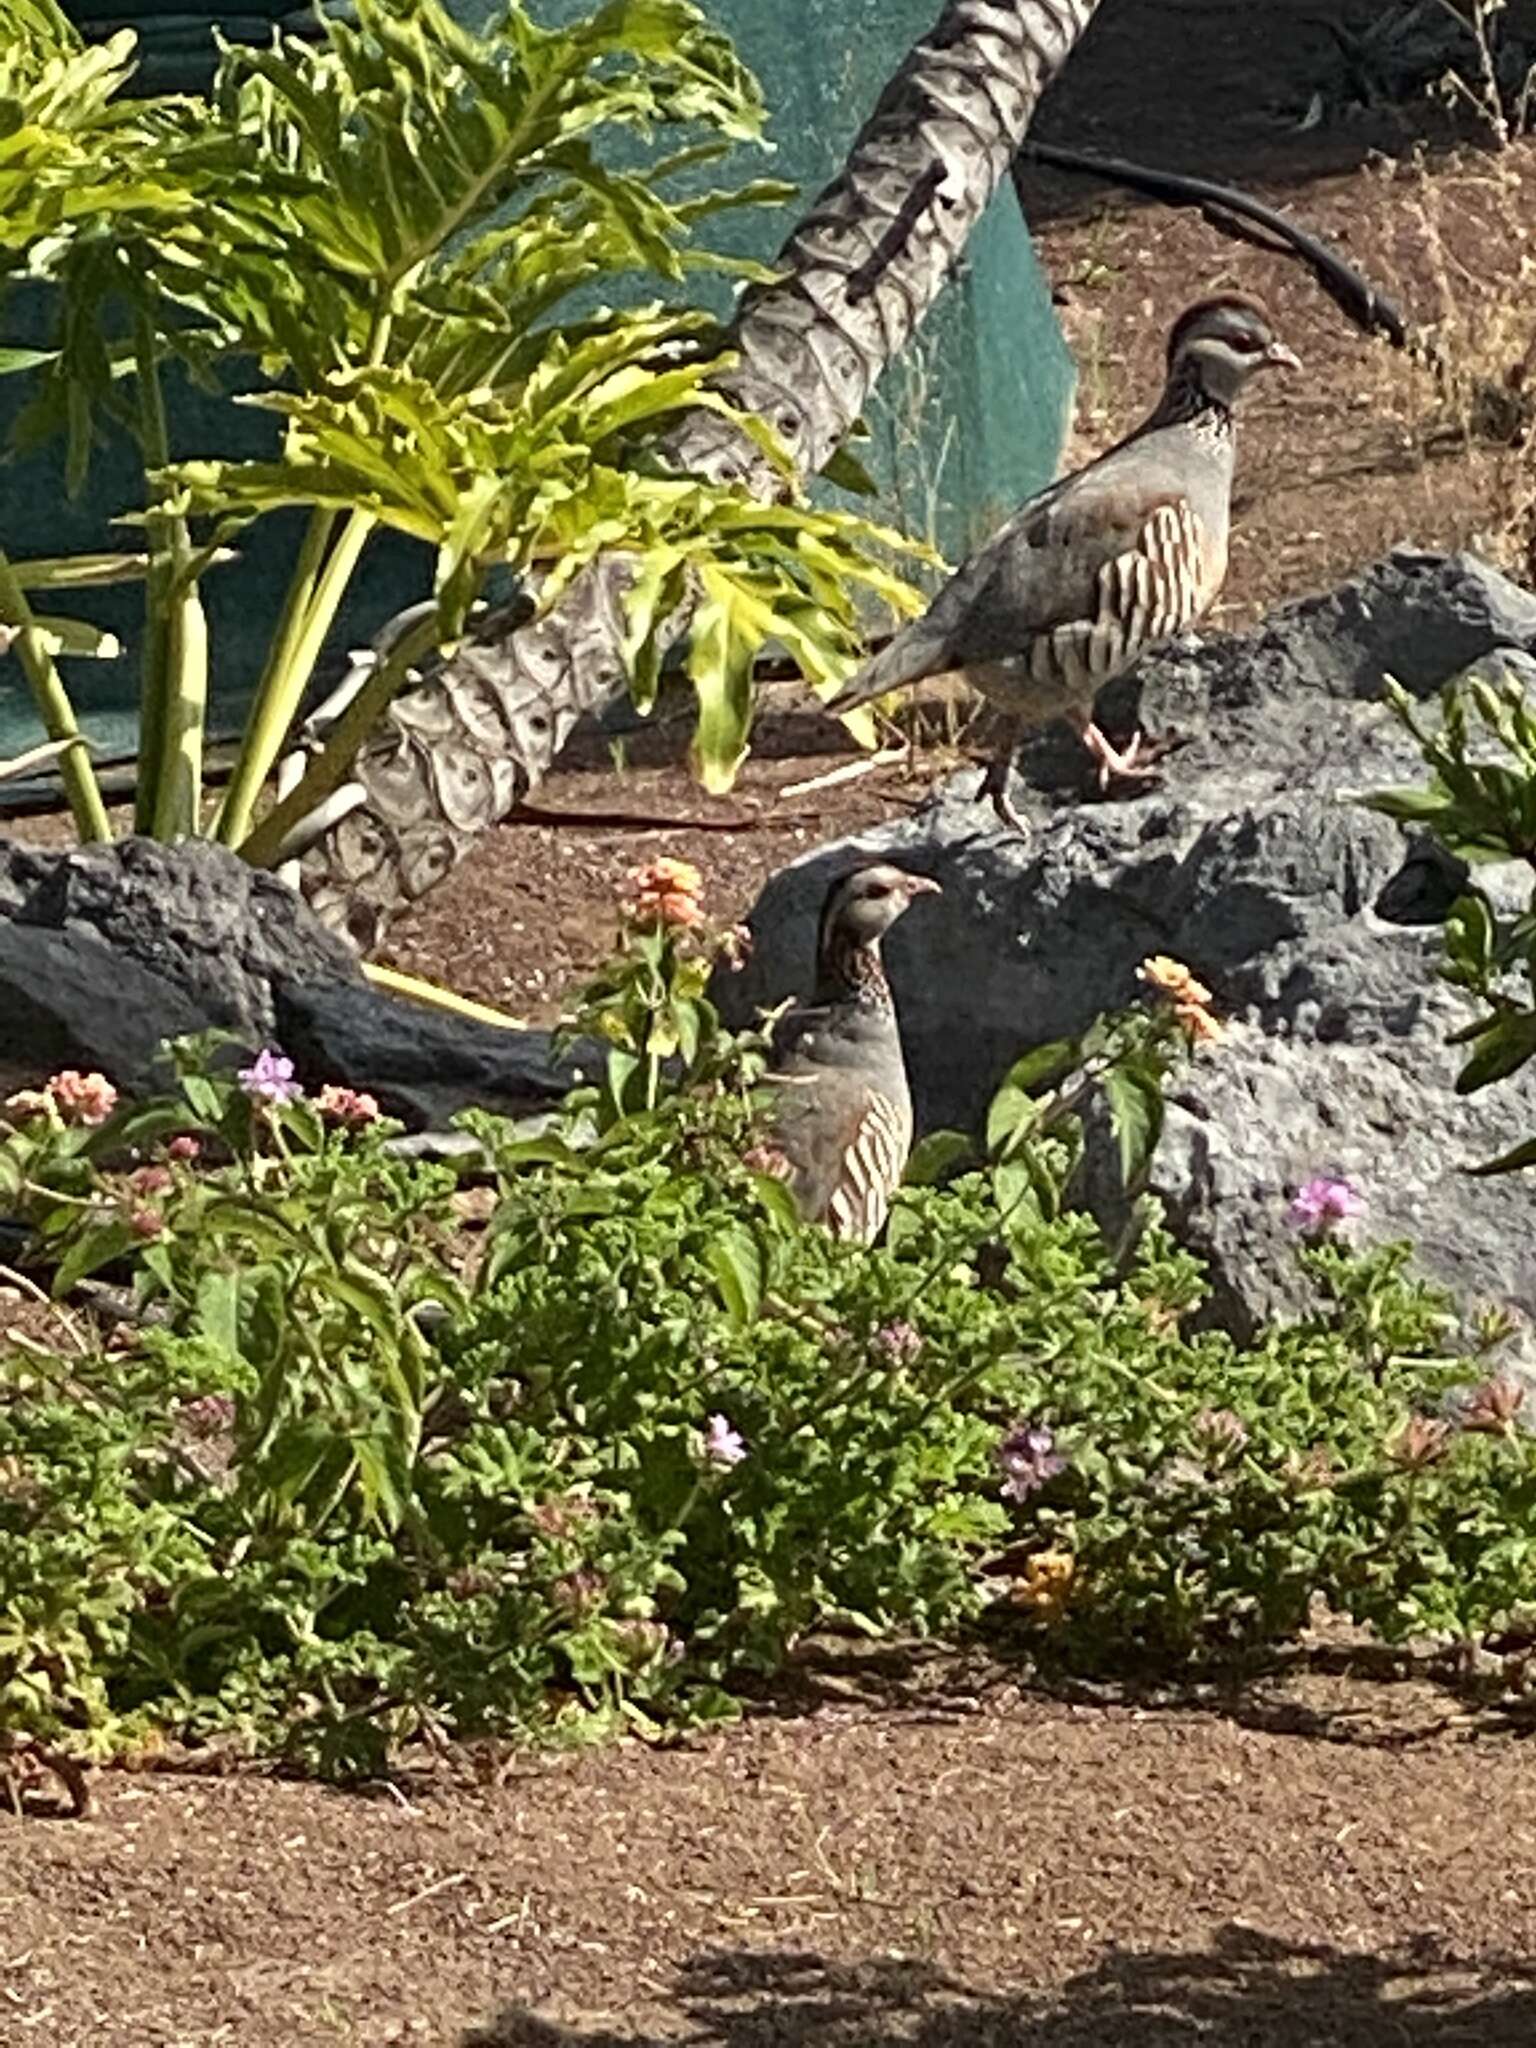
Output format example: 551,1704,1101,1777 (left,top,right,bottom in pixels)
686,563,765,793
52,1218,136,1298
986,1086,1040,1160
81,1100,193,1160
1004,1038,1081,1103
0,347,58,378
1102,1063,1164,1187
706,1221,763,1327
749,1172,802,1234
180,1074,226,1125
1358,785,1454,825
1457,1013,1536,1094
27,614,122,660
819,444,880,497
904,1129,973,1186
1466,1135,1536,1176
8,552,149,591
